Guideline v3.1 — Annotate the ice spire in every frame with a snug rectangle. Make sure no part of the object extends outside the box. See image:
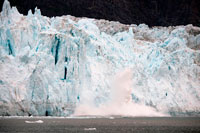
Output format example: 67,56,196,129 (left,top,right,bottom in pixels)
34,7,41,16
1,0,11,17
